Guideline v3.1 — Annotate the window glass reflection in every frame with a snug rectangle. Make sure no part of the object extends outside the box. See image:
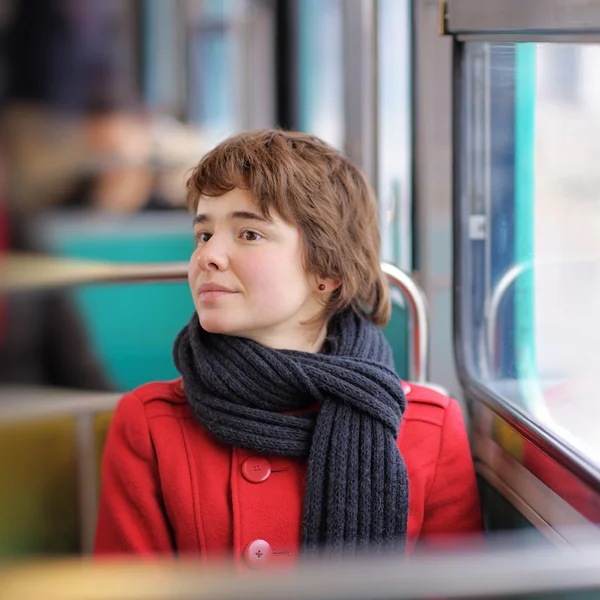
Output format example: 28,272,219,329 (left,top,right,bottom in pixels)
460,42,600,463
